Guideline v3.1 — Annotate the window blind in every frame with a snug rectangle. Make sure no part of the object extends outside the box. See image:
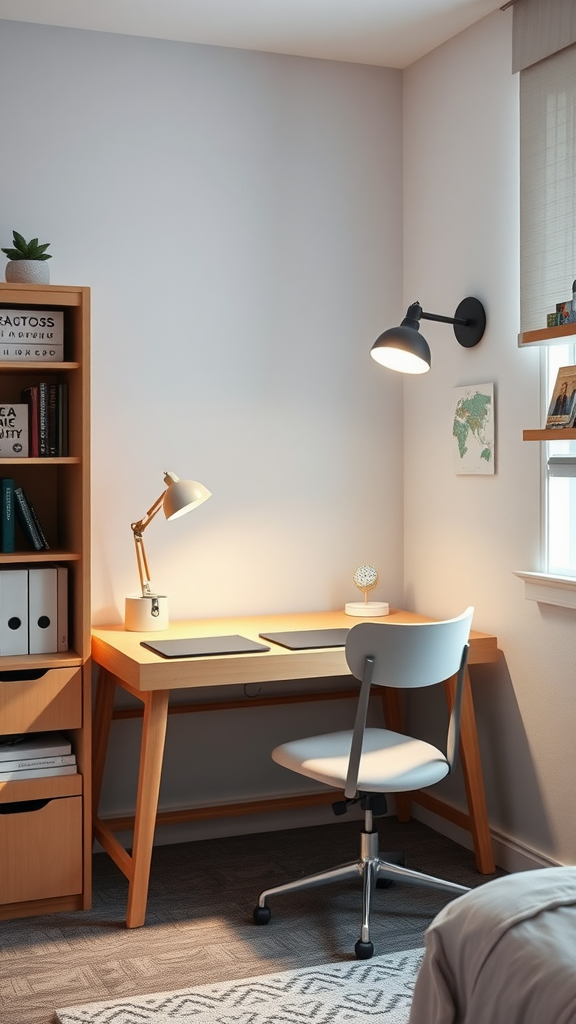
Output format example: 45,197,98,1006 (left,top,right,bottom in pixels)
520,43,576,333
512,0,576,74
